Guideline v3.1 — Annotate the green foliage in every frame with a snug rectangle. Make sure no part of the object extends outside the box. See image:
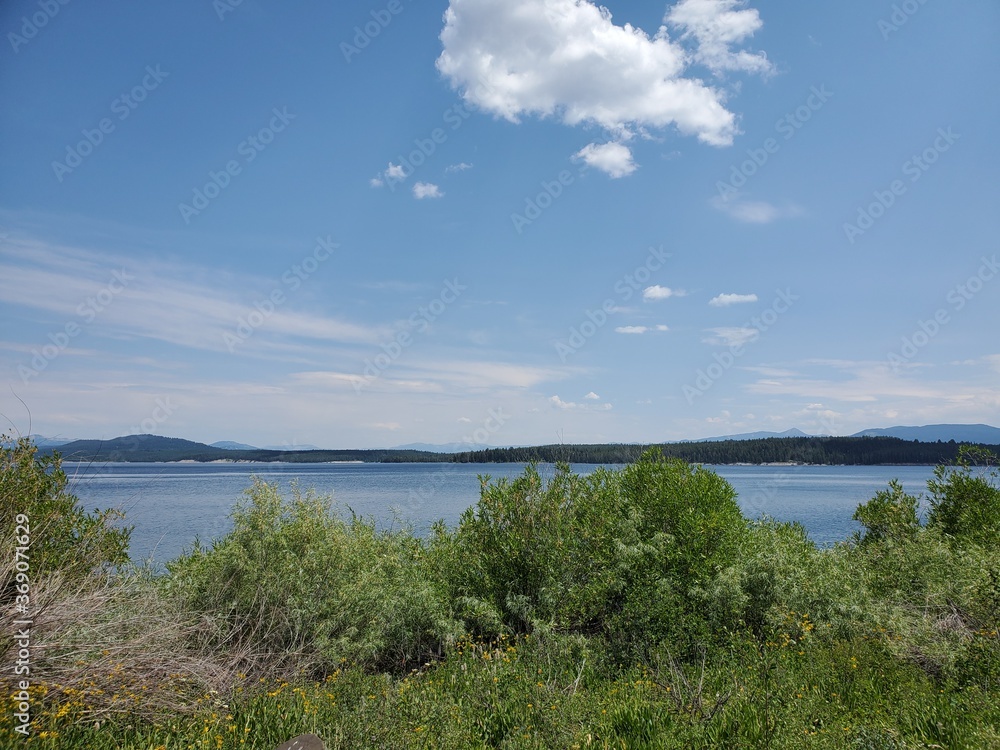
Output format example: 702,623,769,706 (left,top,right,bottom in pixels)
453,435,998,466
852,479,921,546
0,435,130,582
12,451,1000,748
441,451,748,660
927,445,1000,546
440,463,624,635
166,477,460,673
